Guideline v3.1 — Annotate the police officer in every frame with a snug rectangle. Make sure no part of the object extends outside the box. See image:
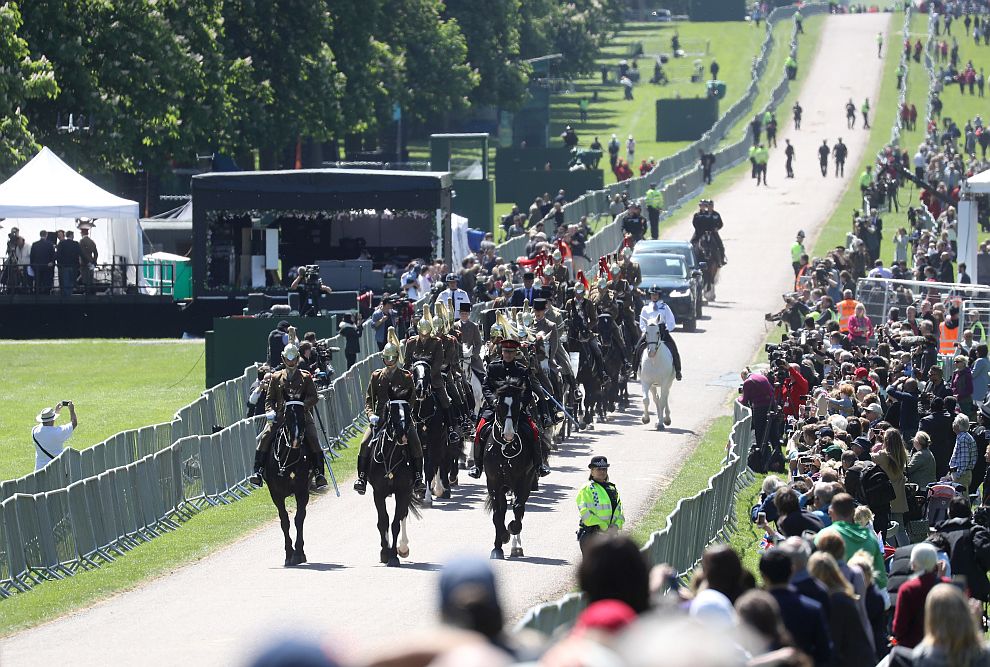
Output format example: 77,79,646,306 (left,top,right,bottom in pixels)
691,199,726,266
267,320,295,368
249,344,329,491
634,286,682,380
576,455,624,554
435,272,471,313
468,338,550,479
644,183,664,240
352,335,424,494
